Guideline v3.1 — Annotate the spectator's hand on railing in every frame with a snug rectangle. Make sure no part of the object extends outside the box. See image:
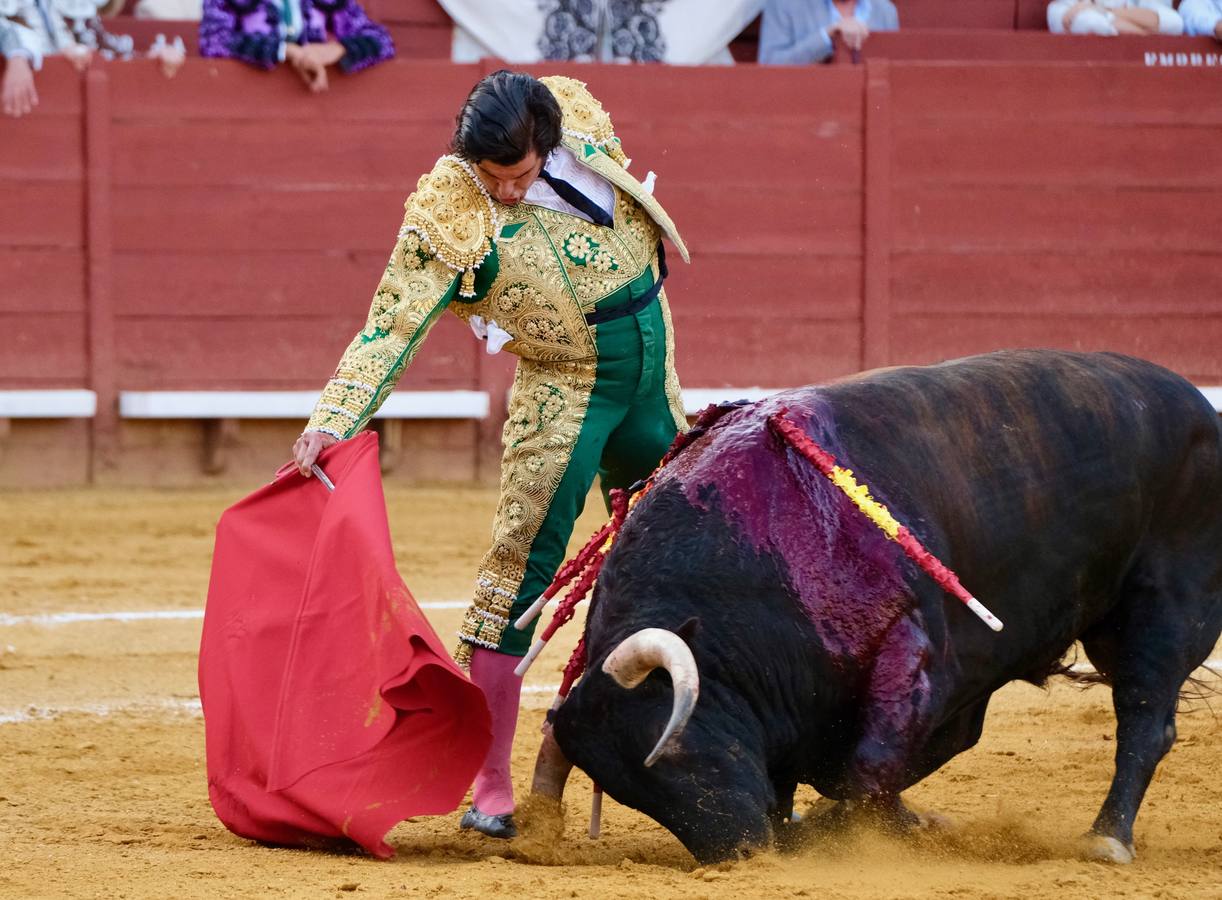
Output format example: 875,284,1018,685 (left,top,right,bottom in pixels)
293,431,339,476
64,44,93,72
2,56,38,118
149,34,187,79
286,42,345,93
830,16,870,52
